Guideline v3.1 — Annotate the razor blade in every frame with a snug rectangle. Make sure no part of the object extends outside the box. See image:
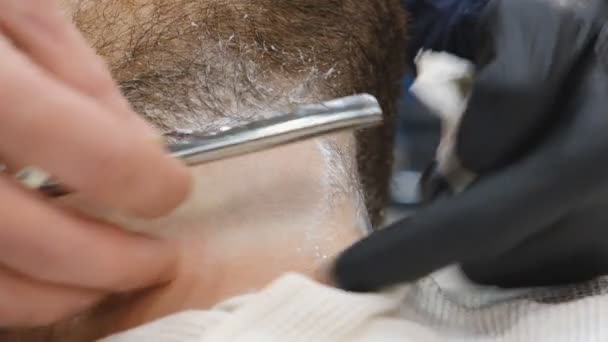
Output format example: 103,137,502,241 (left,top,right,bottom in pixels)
36,93,383,198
